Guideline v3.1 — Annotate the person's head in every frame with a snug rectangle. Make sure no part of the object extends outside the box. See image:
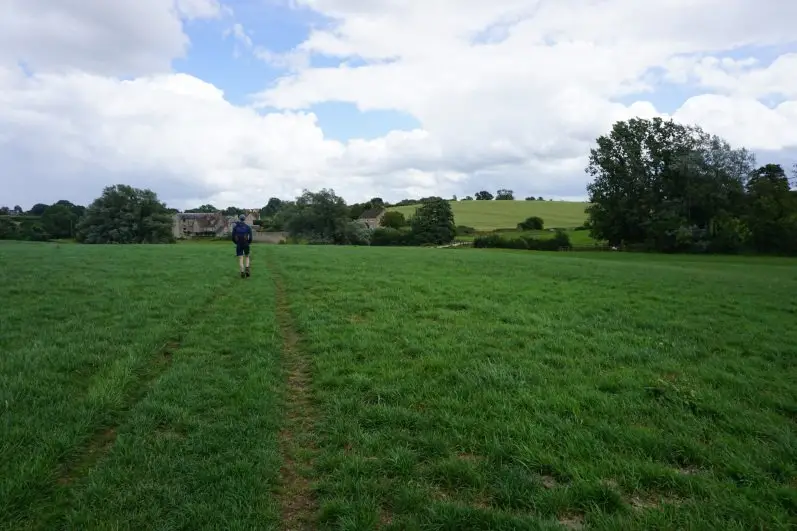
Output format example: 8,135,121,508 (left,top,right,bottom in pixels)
238,214,246,222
